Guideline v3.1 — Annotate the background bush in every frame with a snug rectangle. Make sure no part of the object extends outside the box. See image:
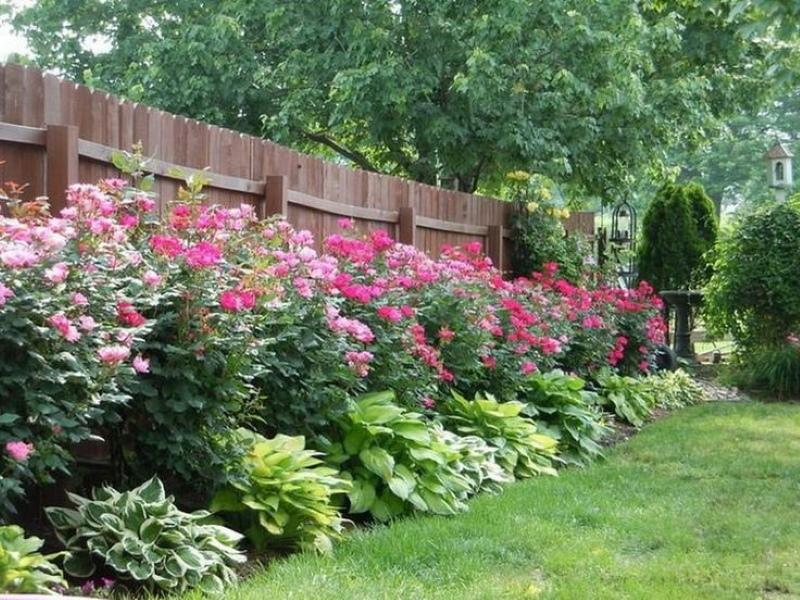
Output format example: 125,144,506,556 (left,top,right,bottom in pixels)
638,182,717,291
705,202,800,352
507,173,590,282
